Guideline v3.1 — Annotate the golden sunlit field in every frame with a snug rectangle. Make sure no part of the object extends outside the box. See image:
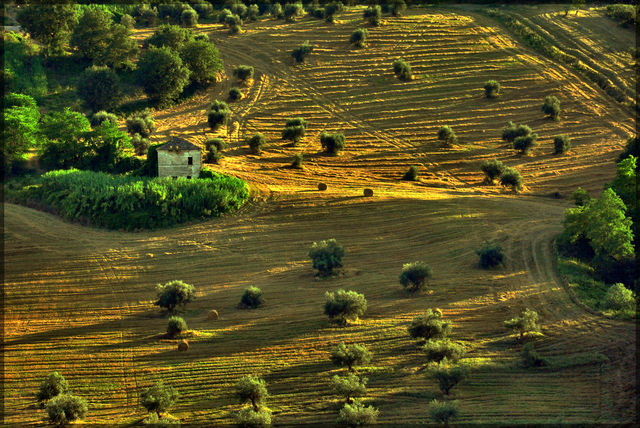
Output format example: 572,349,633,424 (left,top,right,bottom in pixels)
3,5,636,425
